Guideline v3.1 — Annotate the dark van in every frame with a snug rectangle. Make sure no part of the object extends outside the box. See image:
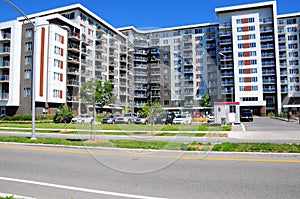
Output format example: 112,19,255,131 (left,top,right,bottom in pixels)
240,109,253,122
